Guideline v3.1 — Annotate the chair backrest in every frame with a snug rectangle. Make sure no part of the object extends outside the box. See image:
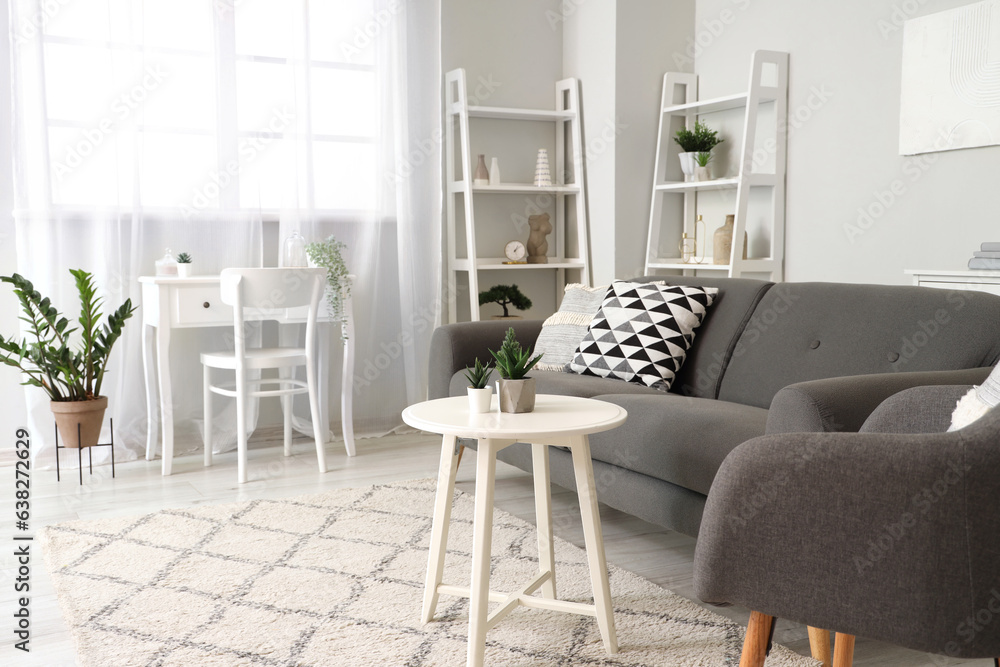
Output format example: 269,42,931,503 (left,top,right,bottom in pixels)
219,267,327,358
